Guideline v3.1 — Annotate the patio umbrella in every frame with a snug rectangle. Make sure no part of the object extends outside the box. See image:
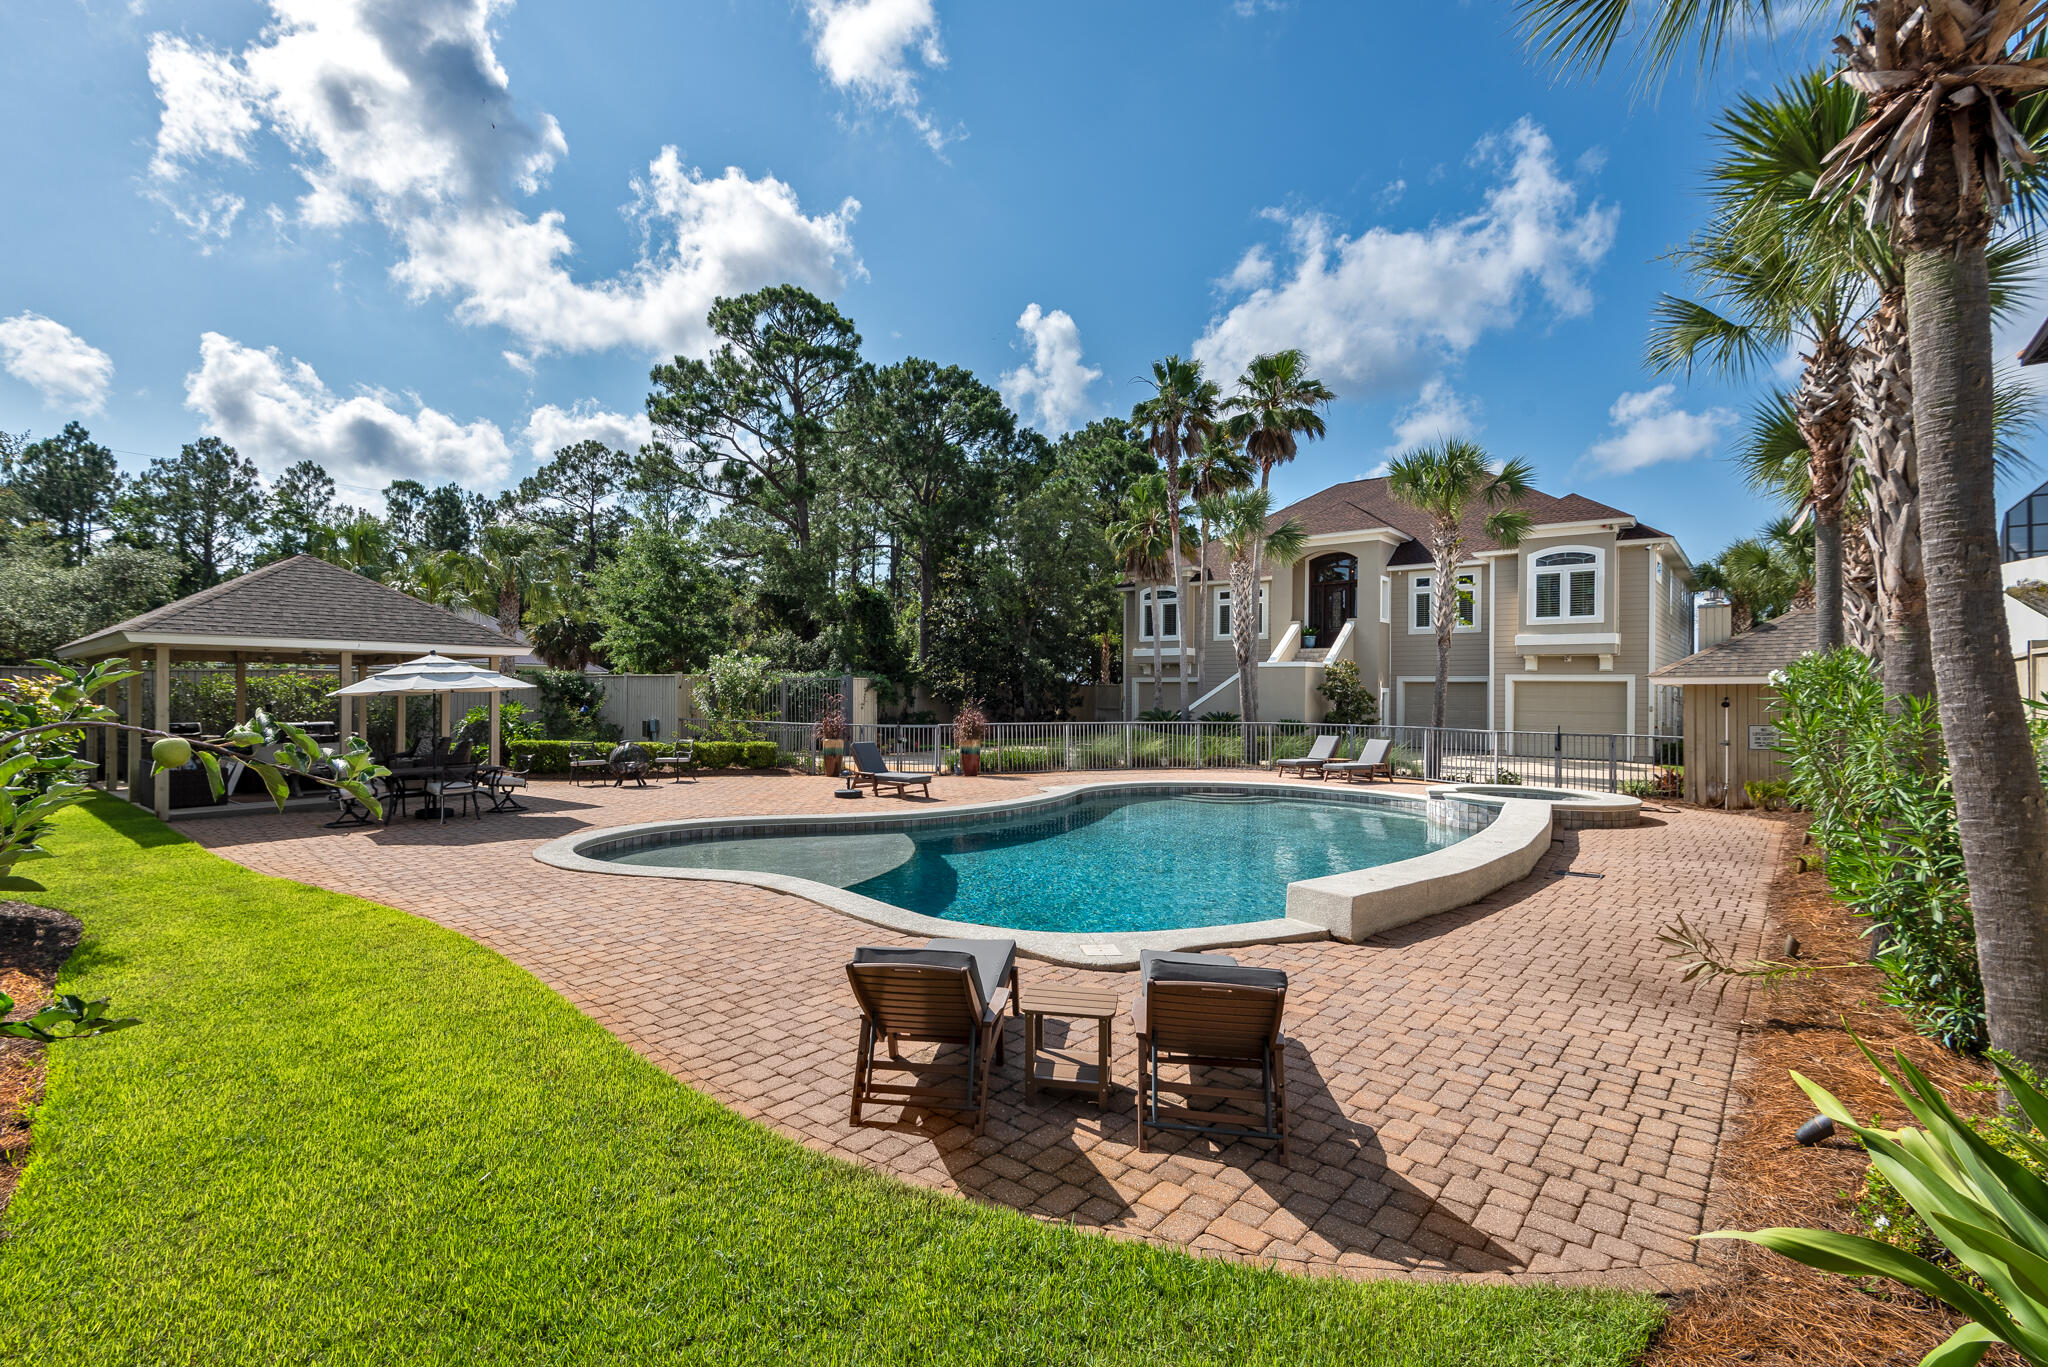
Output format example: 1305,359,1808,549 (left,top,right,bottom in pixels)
330,652,531,760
